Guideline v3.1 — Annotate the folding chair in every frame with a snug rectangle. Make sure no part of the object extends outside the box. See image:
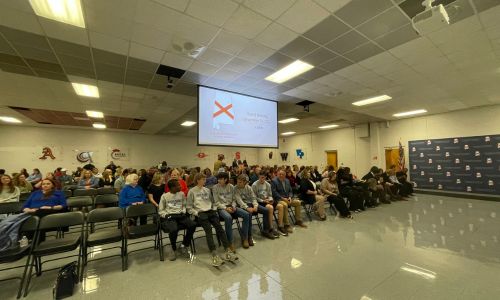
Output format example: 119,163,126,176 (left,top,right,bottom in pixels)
0,216,39,299
63,190,72,198
0,202,24,215
96,187,116,195
302,201,314,221
19,193,31,202
84,208,125,277
94,194,119,208
73,189,97,198
22,211,84,297
66,196,93,212
124,204,164,270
